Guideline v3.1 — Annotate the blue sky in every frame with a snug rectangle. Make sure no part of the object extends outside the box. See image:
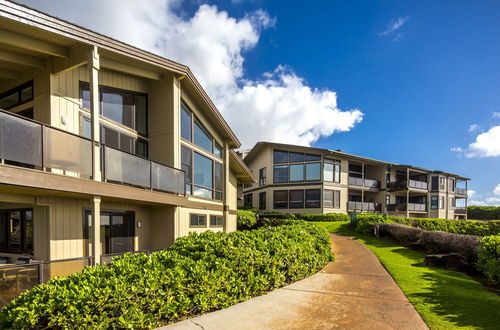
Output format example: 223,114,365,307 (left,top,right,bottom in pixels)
20,0,500,204
204,0,500,204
